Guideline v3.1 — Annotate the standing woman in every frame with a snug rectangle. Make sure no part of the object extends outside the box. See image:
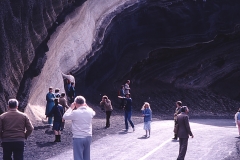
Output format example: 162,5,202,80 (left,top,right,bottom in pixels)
141,102,152,138
100,95,113,128
47,98,64,142
235,108,240,136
